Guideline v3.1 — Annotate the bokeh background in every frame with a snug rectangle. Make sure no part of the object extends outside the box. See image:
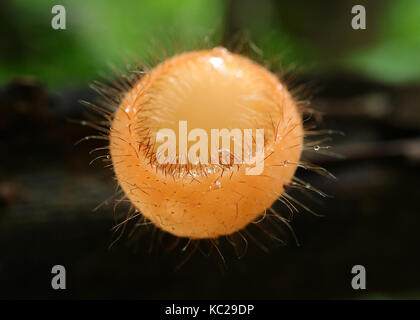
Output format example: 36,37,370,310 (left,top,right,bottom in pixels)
1,0,420,299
